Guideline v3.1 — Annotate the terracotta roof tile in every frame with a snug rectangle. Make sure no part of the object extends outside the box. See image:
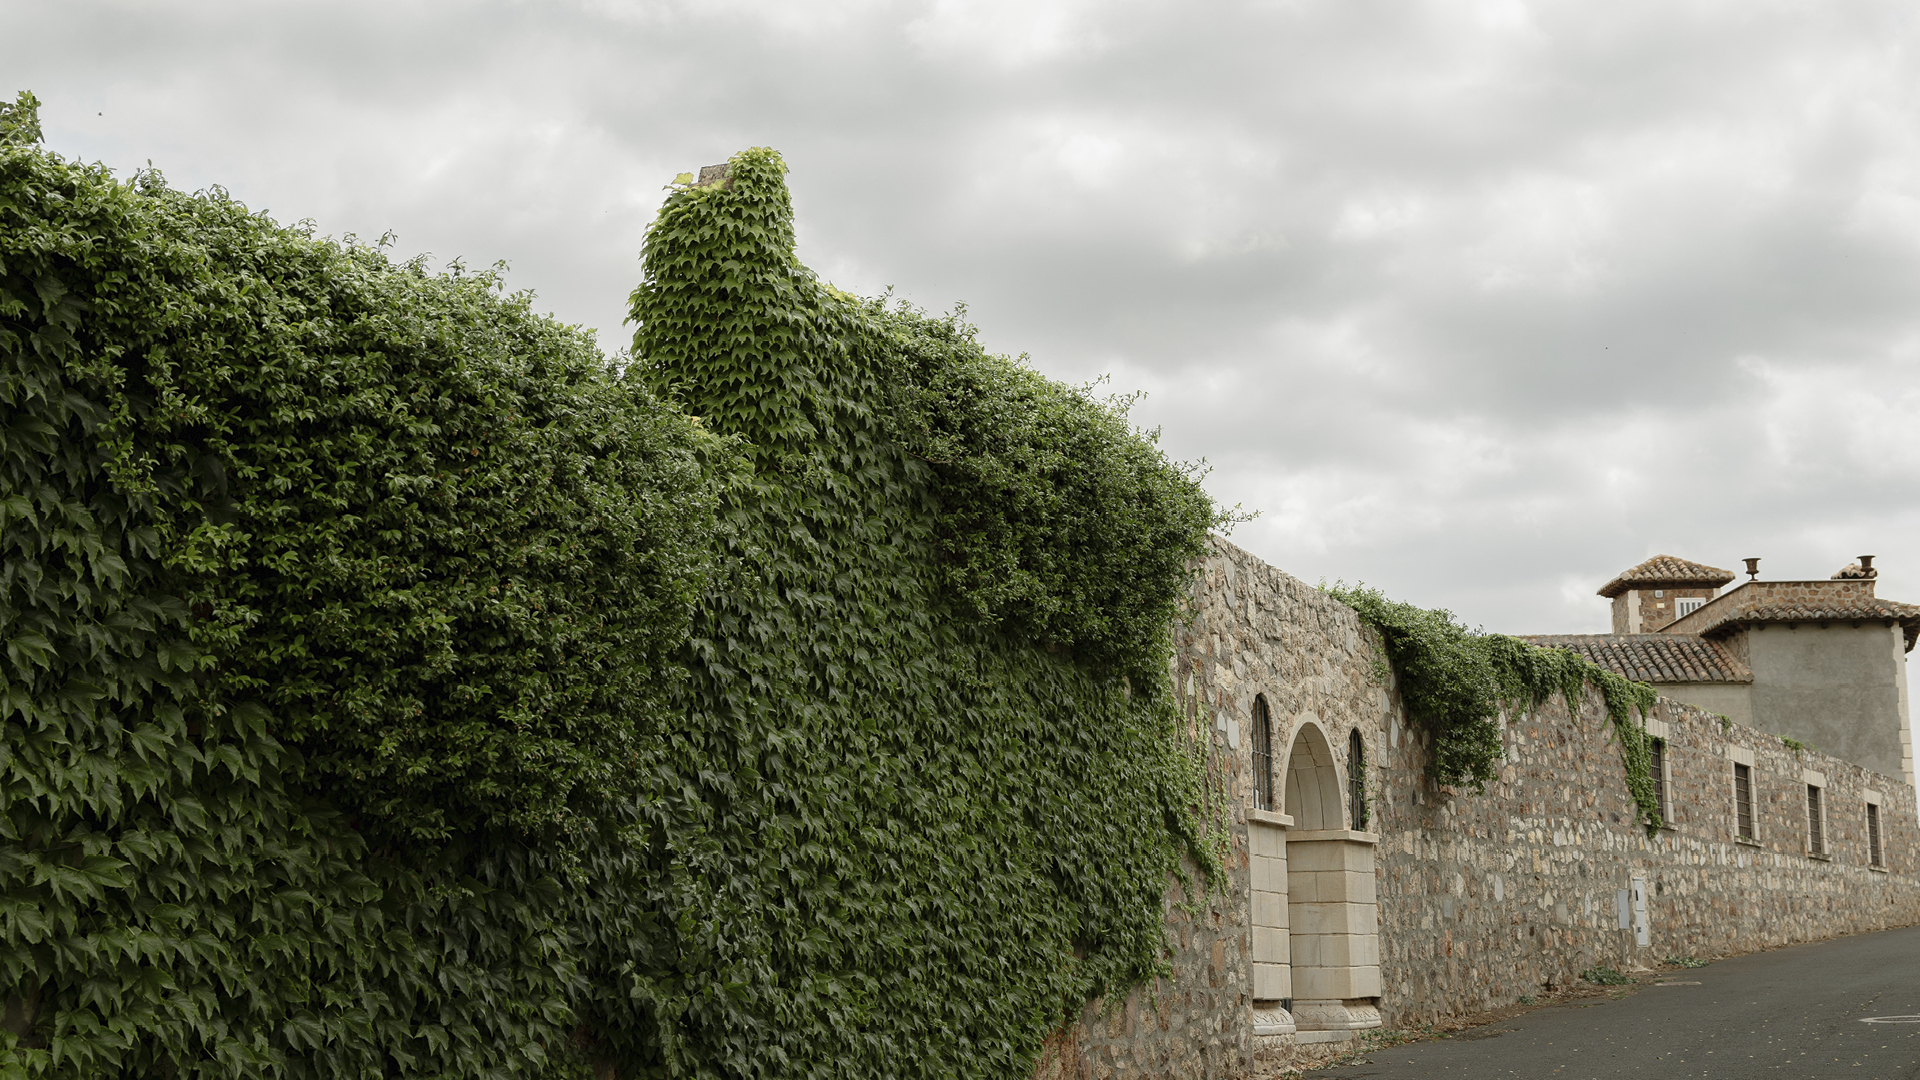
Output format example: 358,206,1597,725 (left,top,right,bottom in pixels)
1520,634,1752,684
1726,598,1920,622
1597,555,1738,598
1663,580,1920,651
